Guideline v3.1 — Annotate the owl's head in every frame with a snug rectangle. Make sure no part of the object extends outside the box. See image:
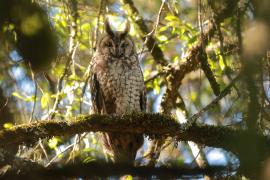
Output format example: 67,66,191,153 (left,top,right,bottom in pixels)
97,19,135,58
